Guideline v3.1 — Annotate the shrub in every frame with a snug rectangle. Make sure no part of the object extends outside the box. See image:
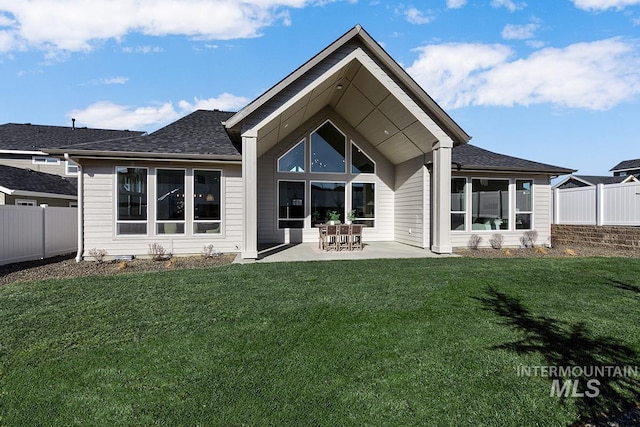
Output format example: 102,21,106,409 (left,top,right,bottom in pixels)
116,261,128,270
148,243,167,261
88,248,108,264
468,234,482,250
521,230,538,248
201,244,222,259
535,247,547,255
489,234,504,250
165,258,178,269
